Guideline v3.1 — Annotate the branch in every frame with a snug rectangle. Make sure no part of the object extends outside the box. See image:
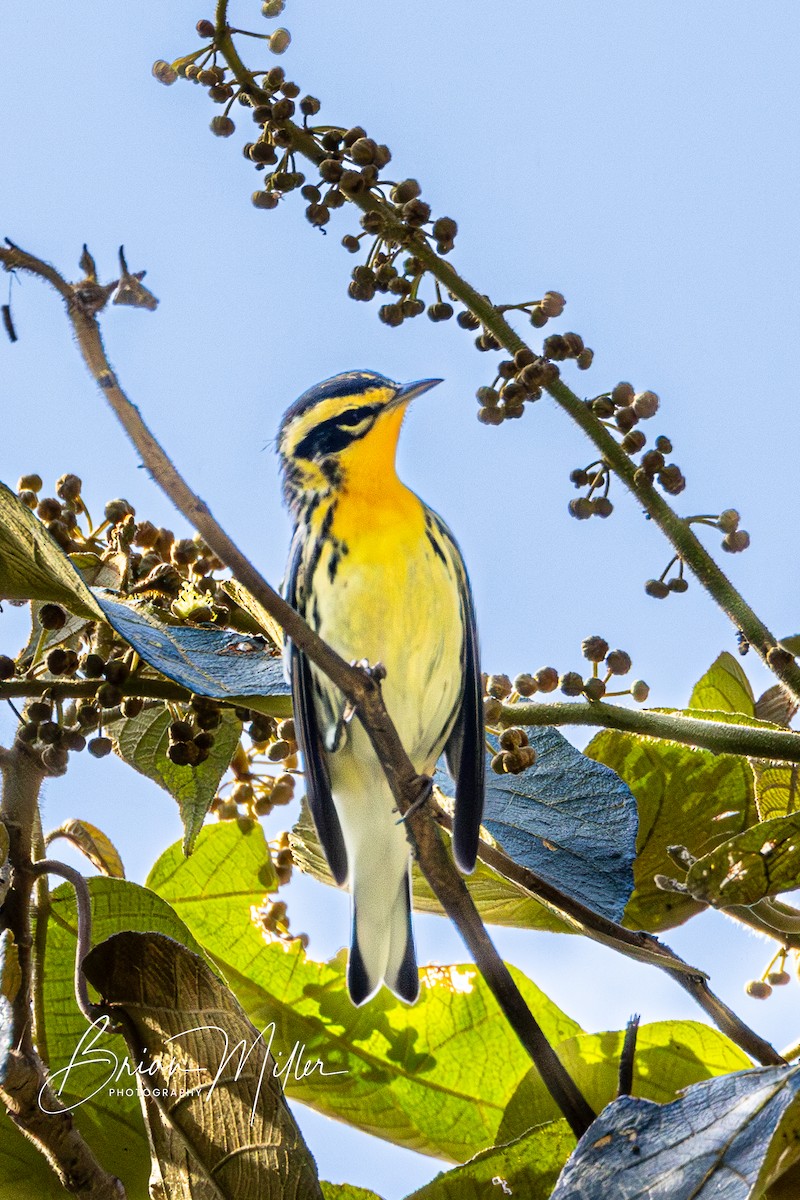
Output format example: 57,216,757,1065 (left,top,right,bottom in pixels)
209,18,800,707
499,700,800,763
0,676,291,716
0,243,595,1138
0,745,123,1197
0,1051,125,1199
433,807,784,1066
